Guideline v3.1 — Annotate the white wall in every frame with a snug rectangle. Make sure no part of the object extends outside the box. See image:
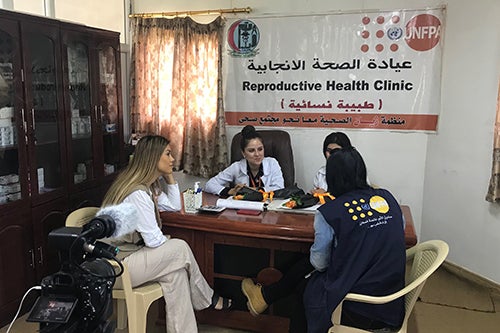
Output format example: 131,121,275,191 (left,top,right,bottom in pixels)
133,0,500,283
54,0,126,43
5,0,127,44
420,1,500,283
